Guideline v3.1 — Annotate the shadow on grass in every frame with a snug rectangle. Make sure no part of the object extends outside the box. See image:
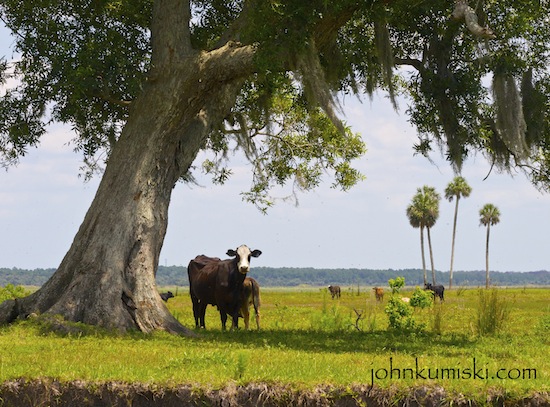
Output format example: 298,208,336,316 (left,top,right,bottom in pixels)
191,328,476,357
